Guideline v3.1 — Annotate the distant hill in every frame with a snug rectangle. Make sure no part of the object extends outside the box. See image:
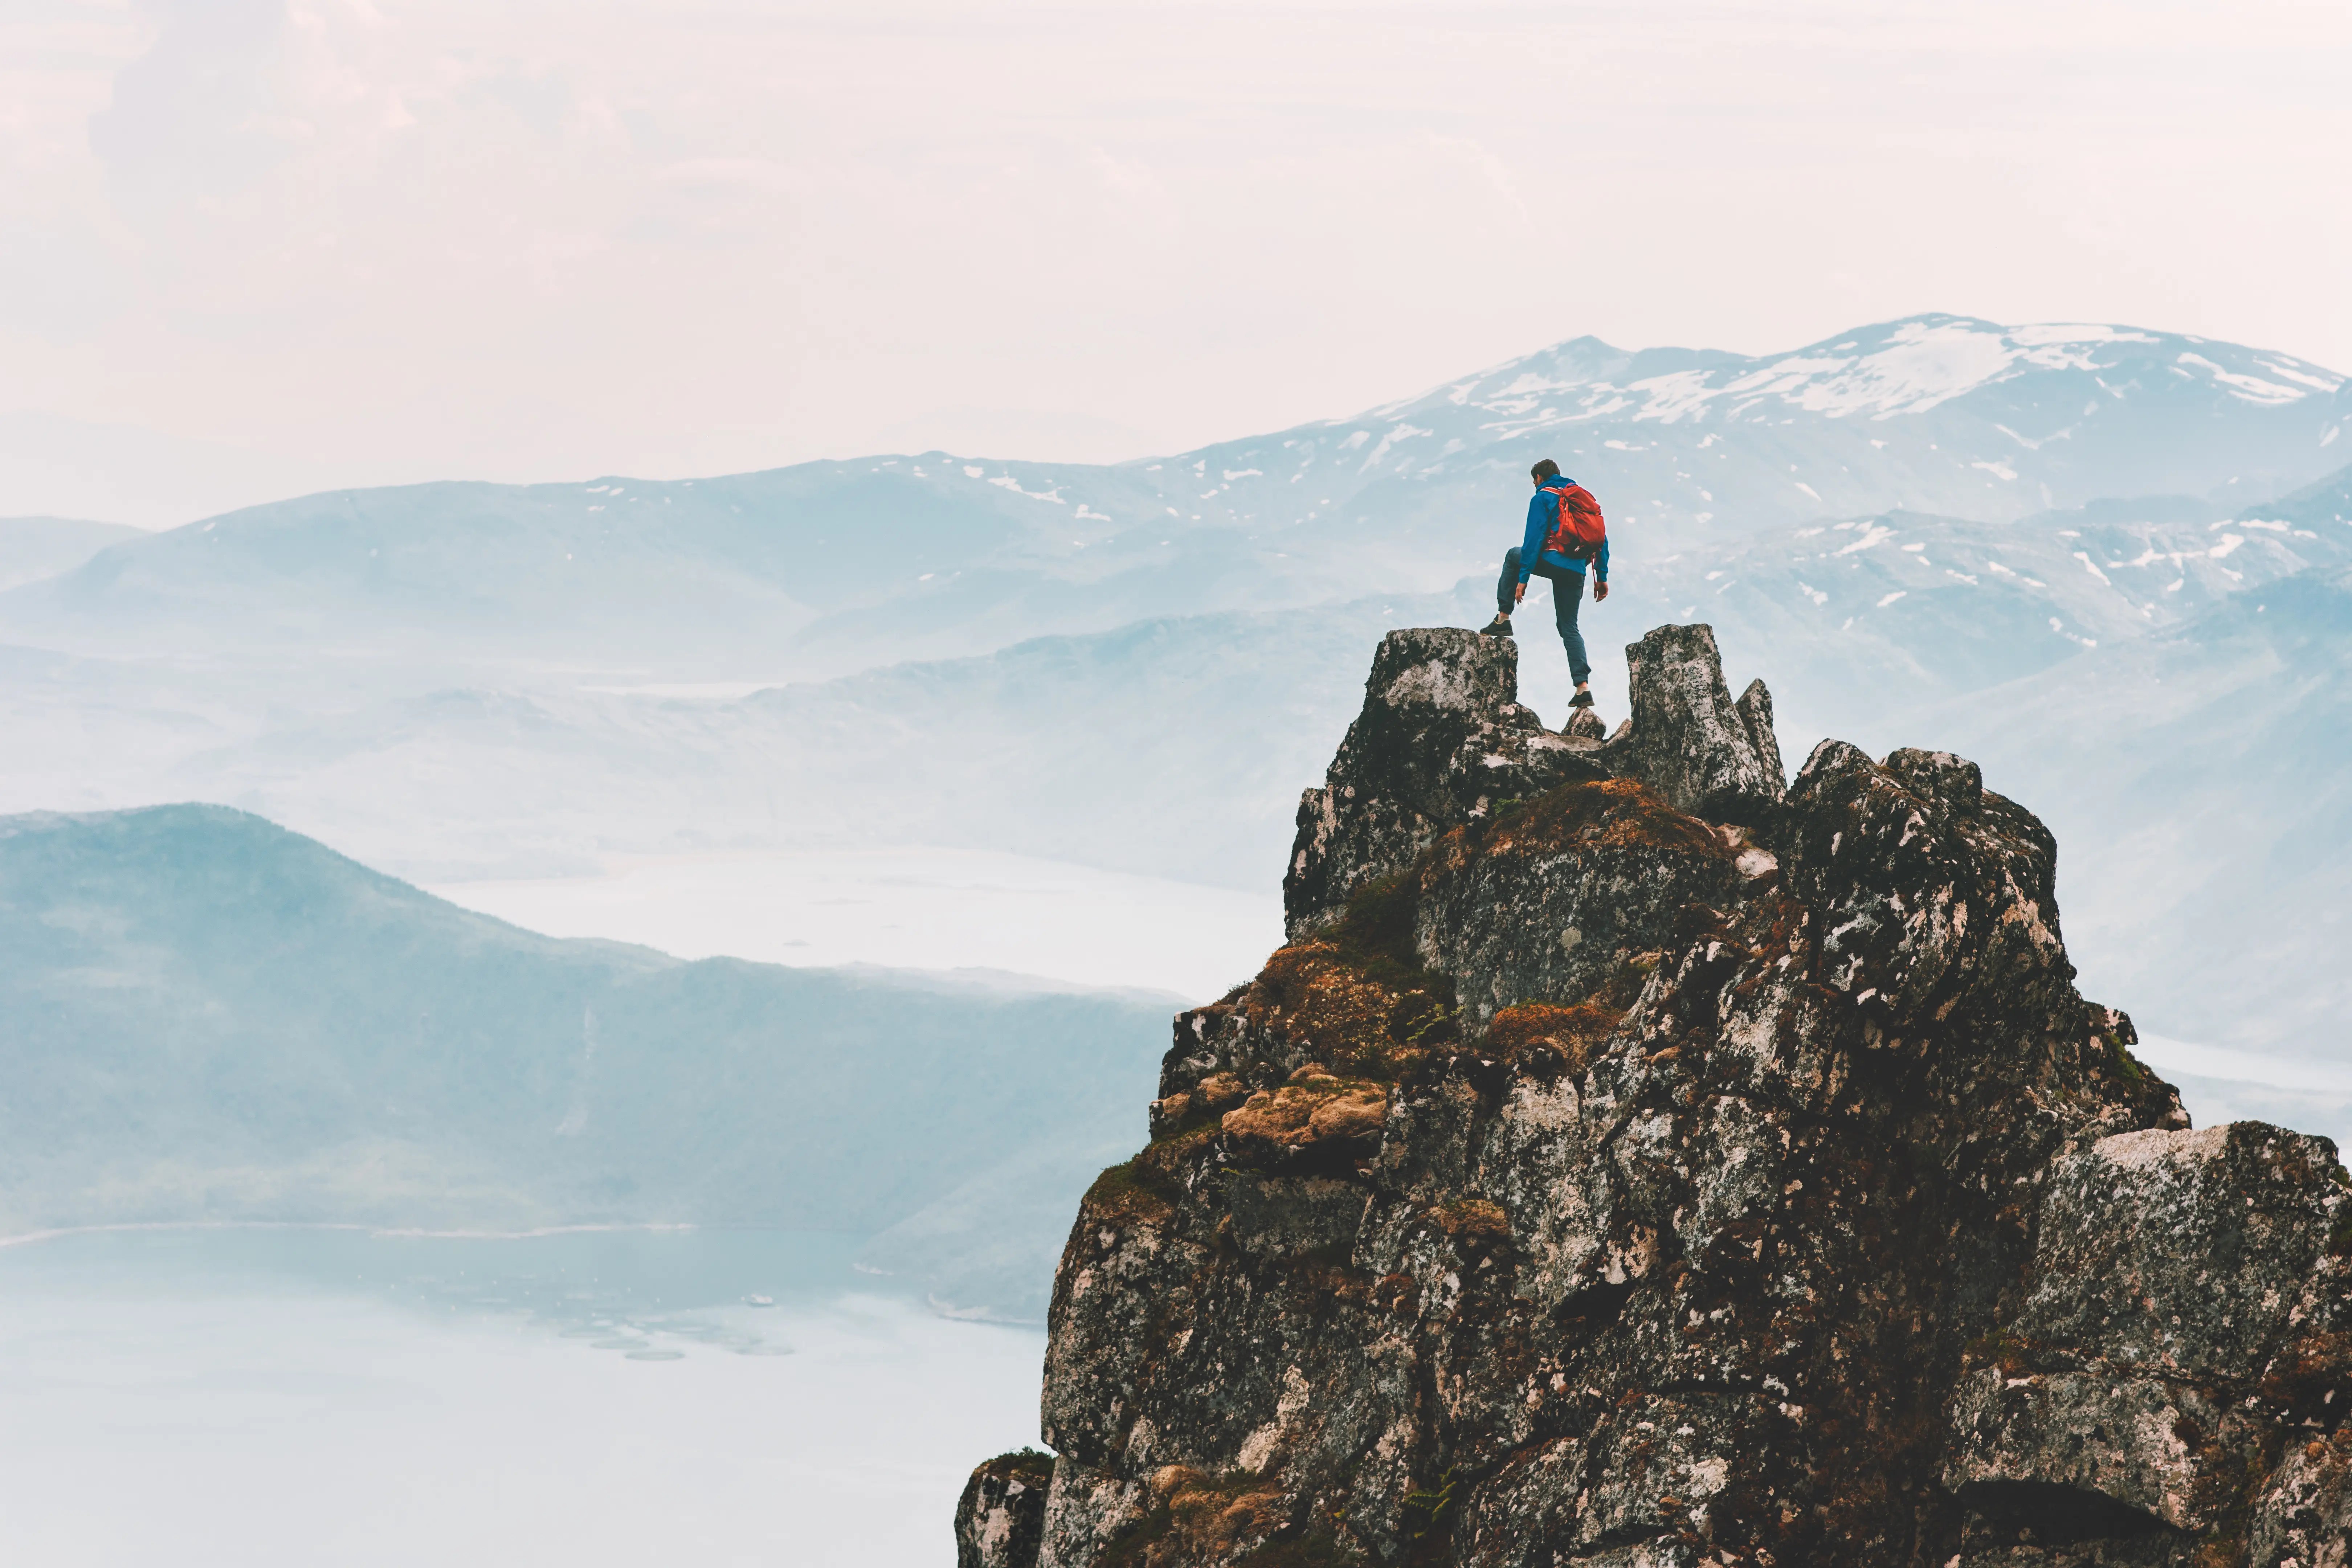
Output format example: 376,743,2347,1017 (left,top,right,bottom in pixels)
1932,562,2352,1066
0,516,144,592
2243,458,2352,528
0,804,1171,1319
77,501,2333,892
